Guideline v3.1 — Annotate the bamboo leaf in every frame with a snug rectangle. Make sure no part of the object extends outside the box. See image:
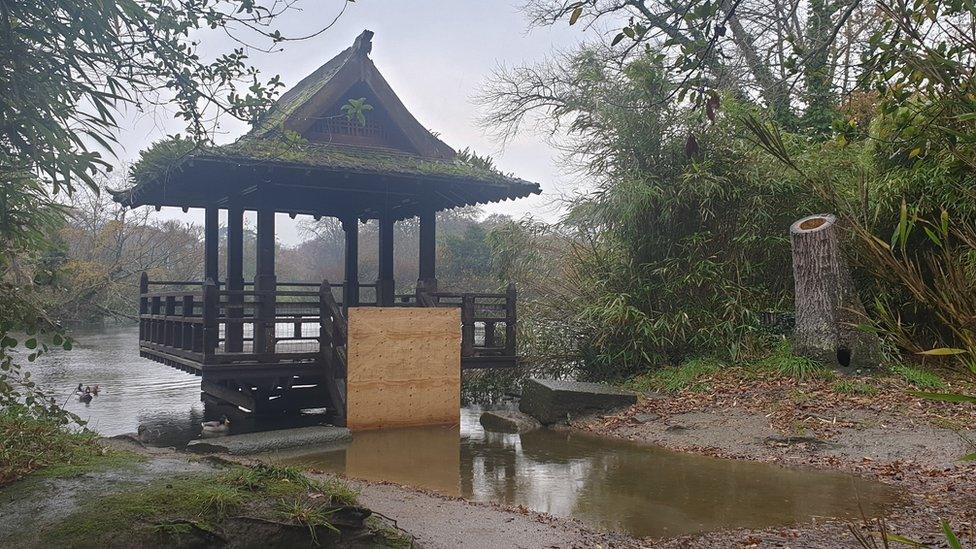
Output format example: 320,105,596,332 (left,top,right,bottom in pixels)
569,6,583,25
941,521,962,549
917,348,968,356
